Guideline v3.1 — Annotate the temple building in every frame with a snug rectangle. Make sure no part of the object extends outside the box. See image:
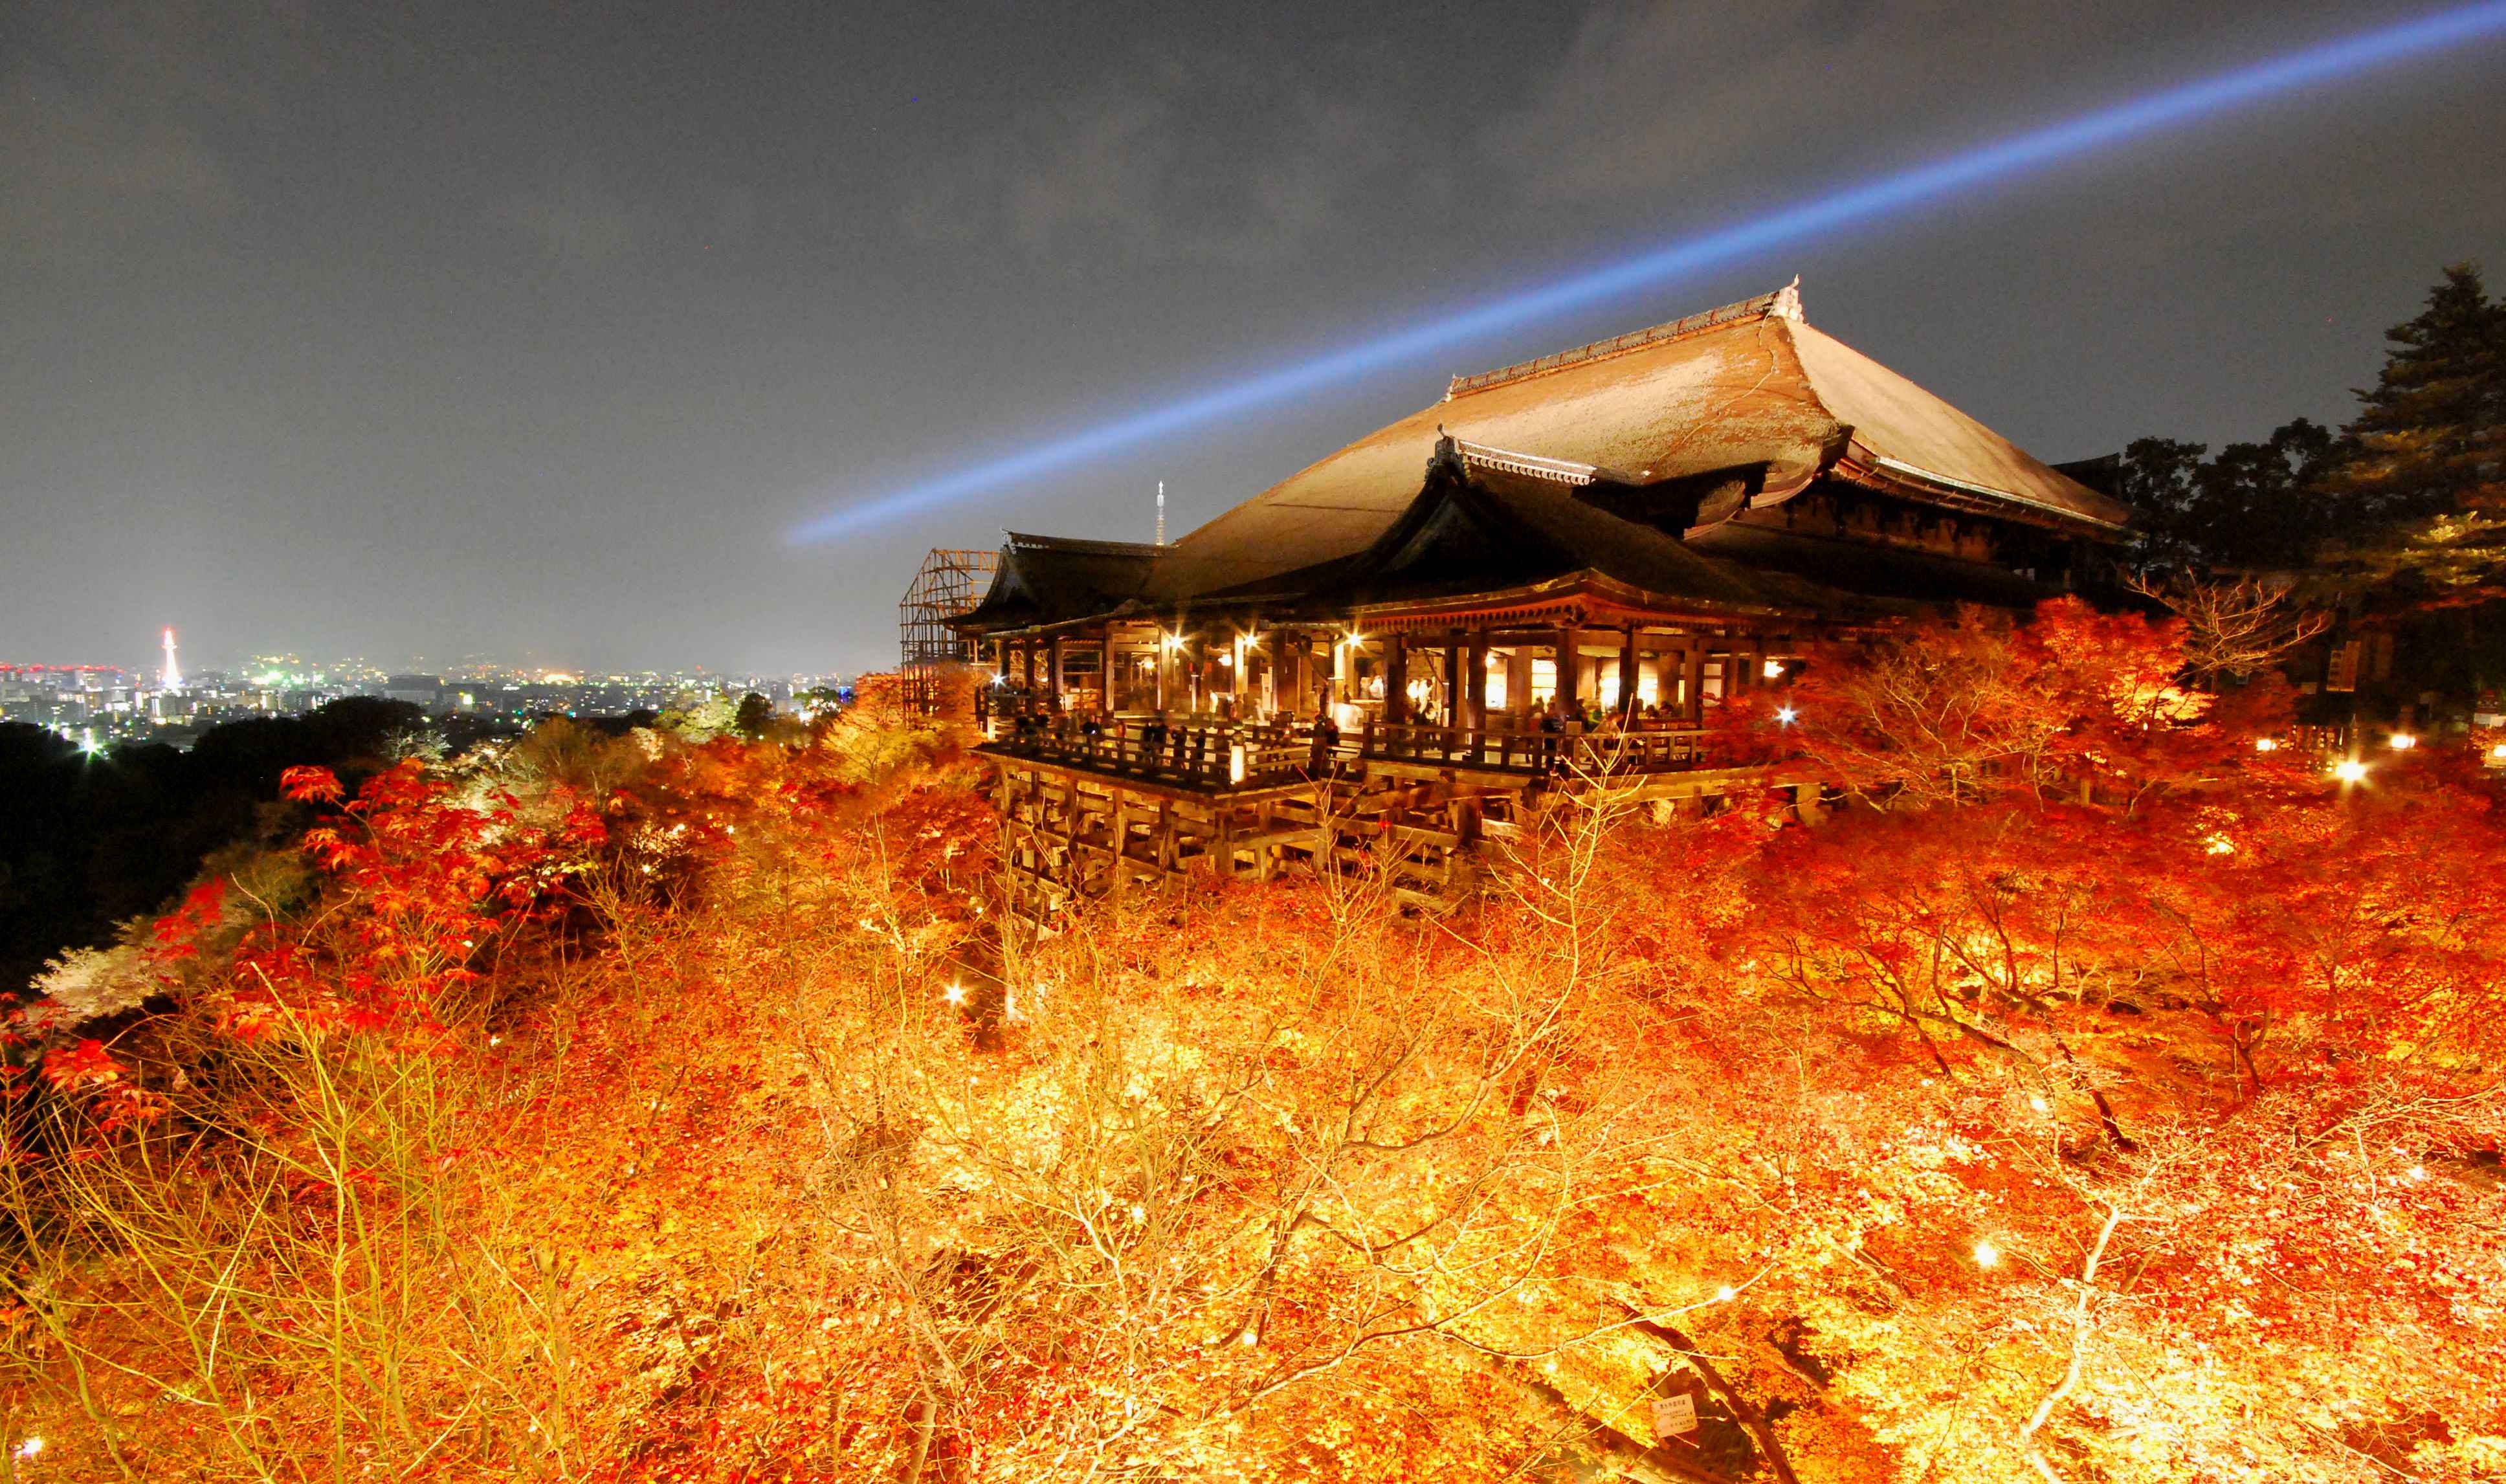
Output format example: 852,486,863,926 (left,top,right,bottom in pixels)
934,283,2133,907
